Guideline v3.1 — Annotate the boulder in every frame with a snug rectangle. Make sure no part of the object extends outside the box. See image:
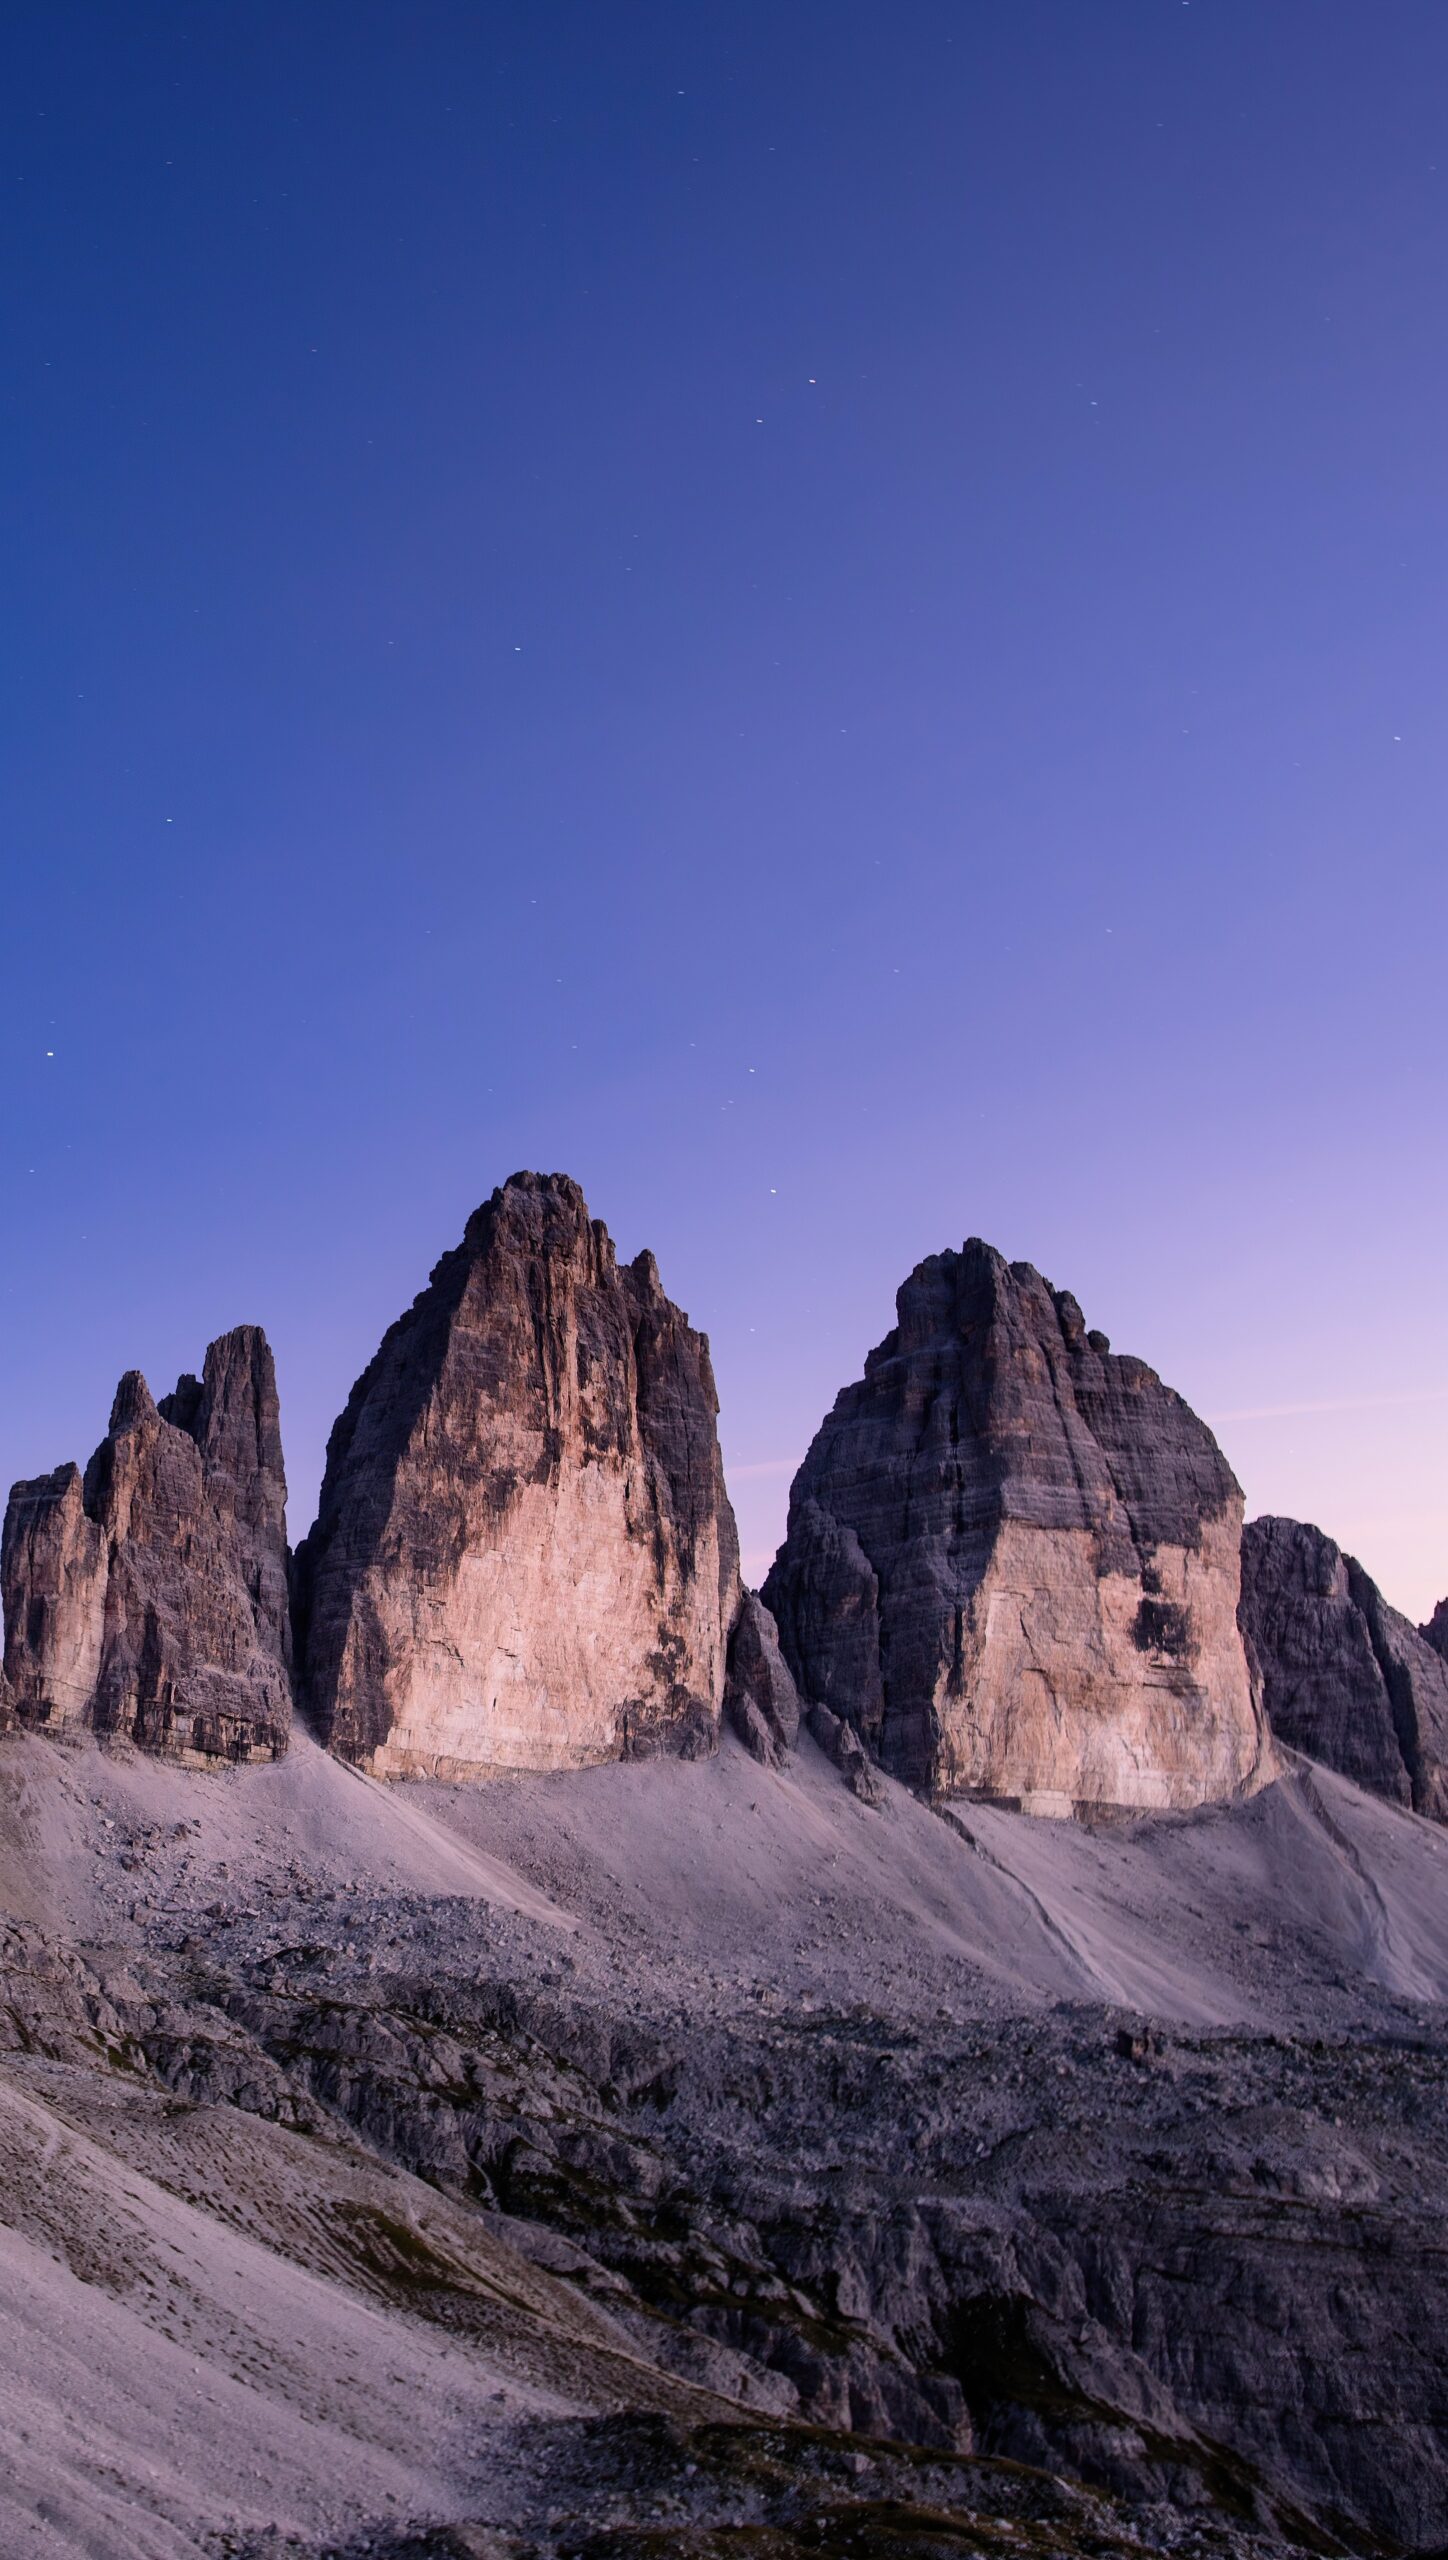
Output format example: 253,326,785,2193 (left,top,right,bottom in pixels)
1,1329,291,1761
763,1239,1271,1813
1240,1516,1448,1818
805,1701,881,1805
294,1172,741,1778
